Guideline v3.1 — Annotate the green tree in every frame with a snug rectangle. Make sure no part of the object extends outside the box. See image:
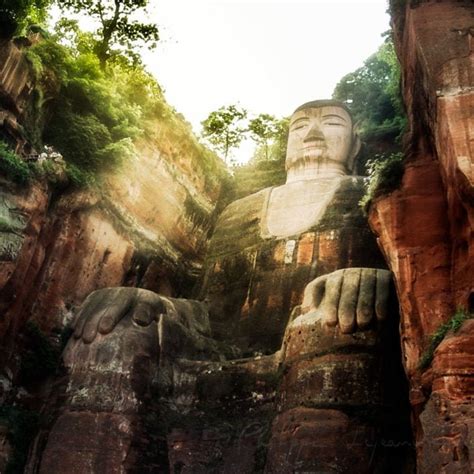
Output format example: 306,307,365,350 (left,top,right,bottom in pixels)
59,0,159,68
272,116,289,161
248,113,278,161
251,116,289,163
332,35,405,140
27,36,141,176
201,105,247,164
0,0,50,38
